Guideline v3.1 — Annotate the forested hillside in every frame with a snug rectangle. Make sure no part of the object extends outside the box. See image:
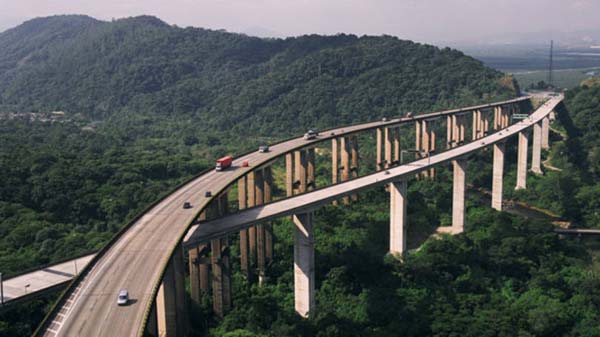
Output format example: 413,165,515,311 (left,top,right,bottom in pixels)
0,15,517,136
0,15,530,337
0,15,520,277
